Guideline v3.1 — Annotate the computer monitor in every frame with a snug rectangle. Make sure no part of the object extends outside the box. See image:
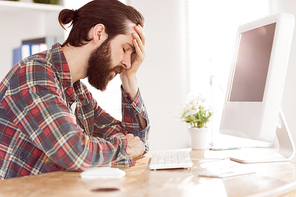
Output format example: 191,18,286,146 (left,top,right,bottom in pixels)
219,13,295,163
